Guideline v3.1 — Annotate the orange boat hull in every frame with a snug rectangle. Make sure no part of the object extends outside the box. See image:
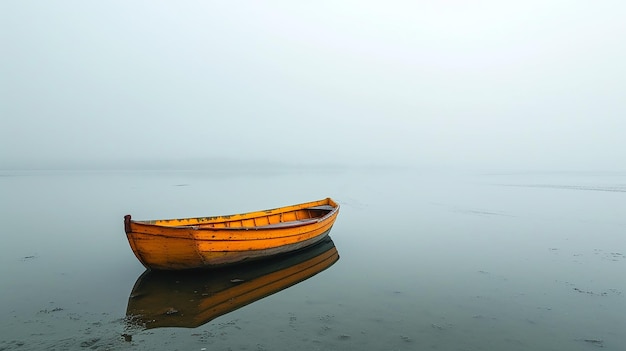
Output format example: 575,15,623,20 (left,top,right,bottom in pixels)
124,198,339,270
